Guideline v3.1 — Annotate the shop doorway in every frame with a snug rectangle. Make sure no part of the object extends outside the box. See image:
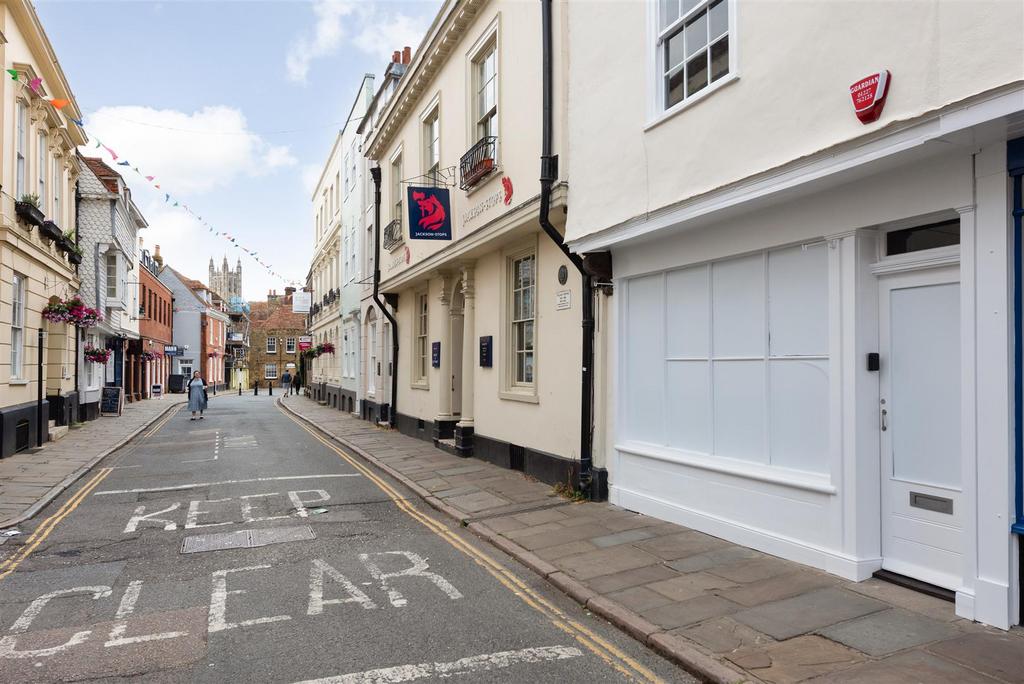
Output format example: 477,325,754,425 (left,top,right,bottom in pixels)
878,265,962,591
